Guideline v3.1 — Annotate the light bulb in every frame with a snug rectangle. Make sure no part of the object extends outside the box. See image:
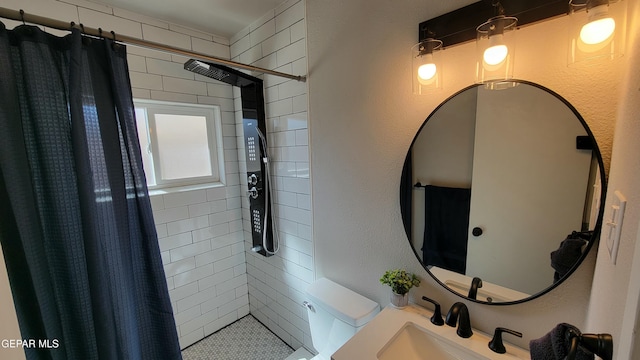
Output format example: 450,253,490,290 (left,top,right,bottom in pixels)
580,17,615,44
579,4,616,45
483,44,508,66
418,63,437,81
412,40,443,92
